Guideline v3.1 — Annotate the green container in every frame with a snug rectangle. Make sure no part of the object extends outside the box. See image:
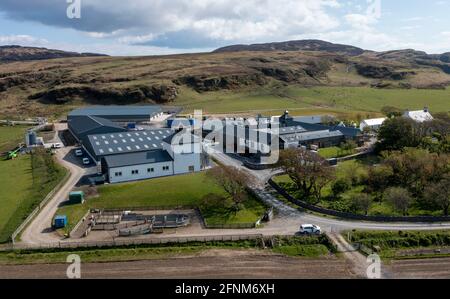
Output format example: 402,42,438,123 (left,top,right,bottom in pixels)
69,191,85,204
